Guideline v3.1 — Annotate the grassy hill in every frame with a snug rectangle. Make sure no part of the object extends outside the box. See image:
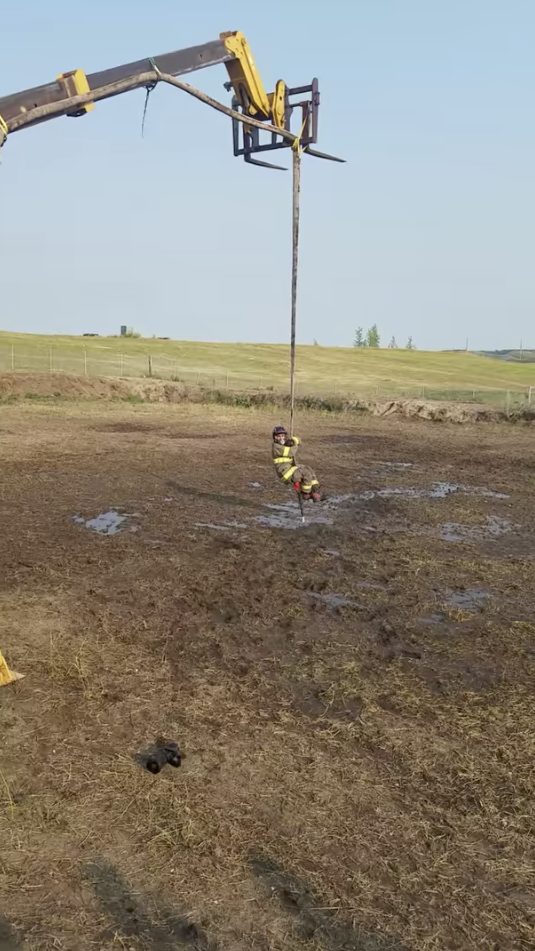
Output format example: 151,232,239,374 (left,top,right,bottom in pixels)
1,331,534,404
